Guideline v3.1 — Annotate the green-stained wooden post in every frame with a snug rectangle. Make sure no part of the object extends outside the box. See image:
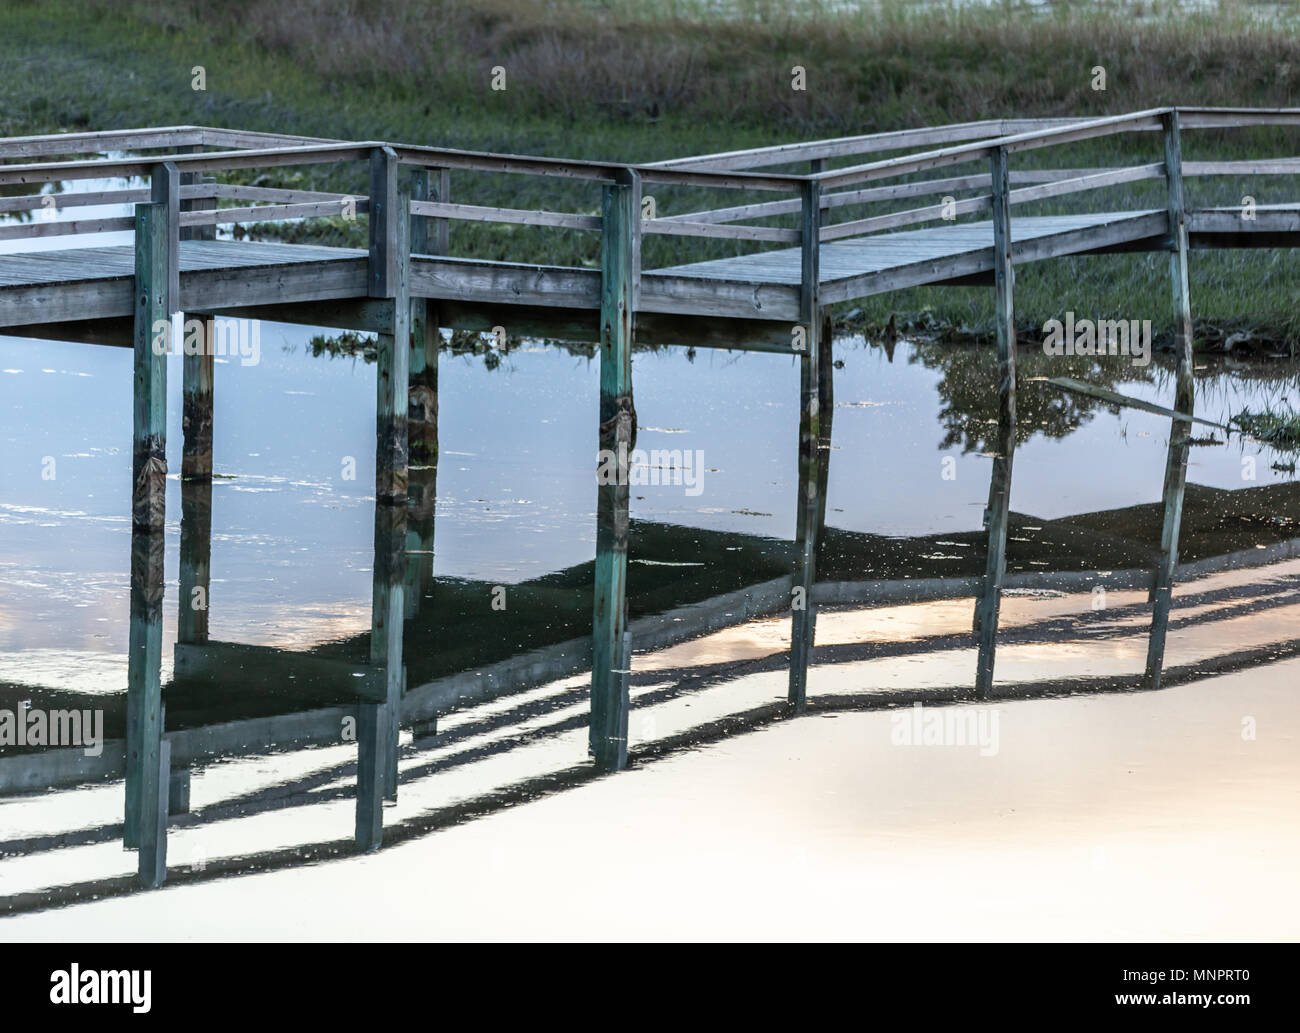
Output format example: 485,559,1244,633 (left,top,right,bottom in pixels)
140,726,170,887
591,167,639,773
126,164,176,867
1146,109,1195,690
132,163,177,532
371,150,411,507
974,145,1017,700
357,149,410,849
789,177,822,712
124,526,167,873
